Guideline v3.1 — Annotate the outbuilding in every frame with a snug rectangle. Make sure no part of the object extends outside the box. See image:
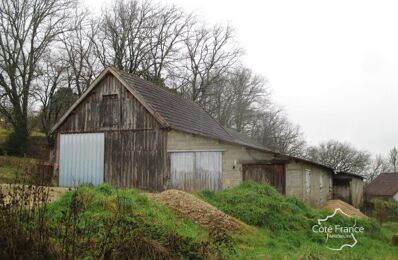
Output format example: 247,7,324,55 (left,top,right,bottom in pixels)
332,172,364,208
365,173,398,202
51,66,333,206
